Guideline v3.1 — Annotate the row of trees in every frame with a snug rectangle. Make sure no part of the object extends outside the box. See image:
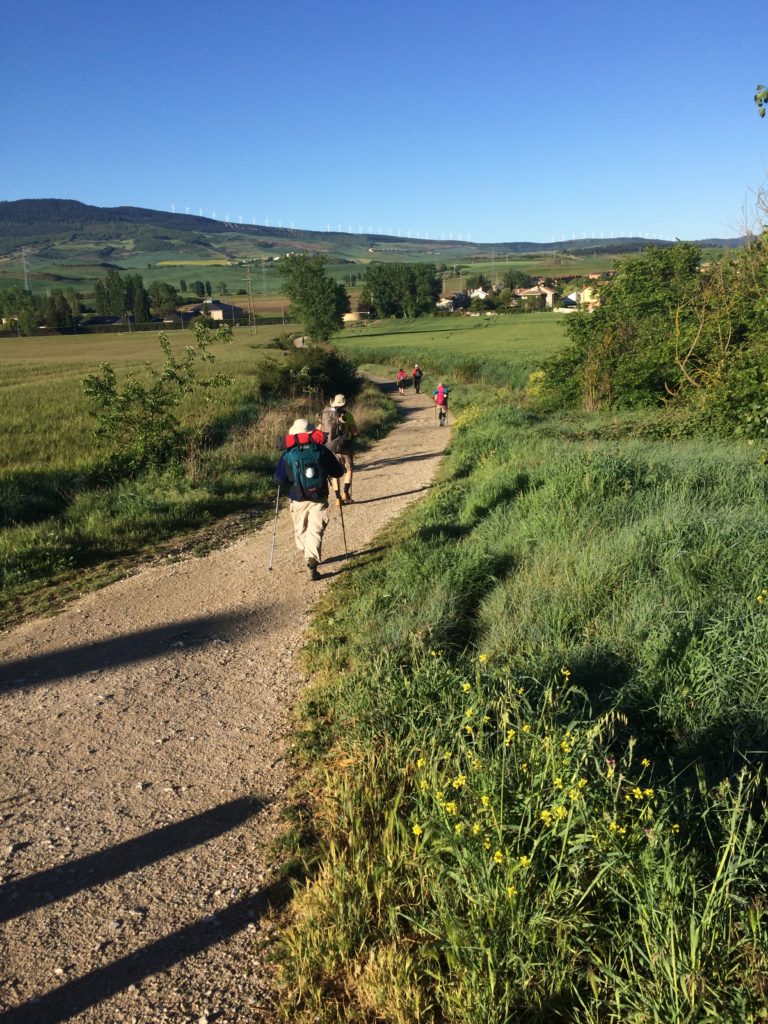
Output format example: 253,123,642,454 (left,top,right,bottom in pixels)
360,263,441,318
0,270,235,334
278,256,444,342
540,238,768,438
